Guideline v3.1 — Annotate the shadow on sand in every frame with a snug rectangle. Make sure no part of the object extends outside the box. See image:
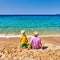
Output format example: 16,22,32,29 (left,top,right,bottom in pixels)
42,46,48,50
